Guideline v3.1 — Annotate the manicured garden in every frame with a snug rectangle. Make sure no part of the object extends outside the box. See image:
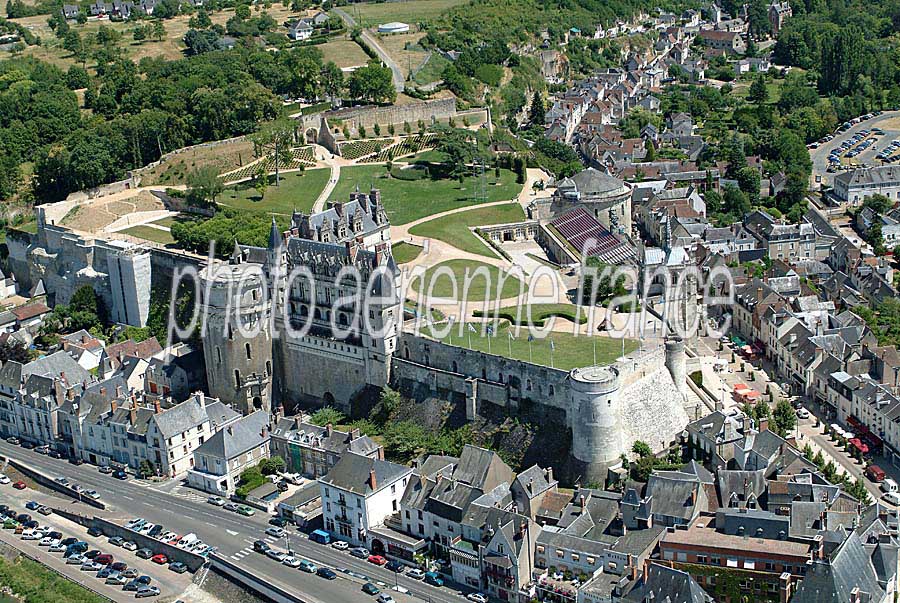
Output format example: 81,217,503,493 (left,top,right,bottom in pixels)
409,202,525,256
218,168,330,215
0,553,108,603
330,164,521,225
410,259,523,302
420,320,638,370
391,241,424,264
